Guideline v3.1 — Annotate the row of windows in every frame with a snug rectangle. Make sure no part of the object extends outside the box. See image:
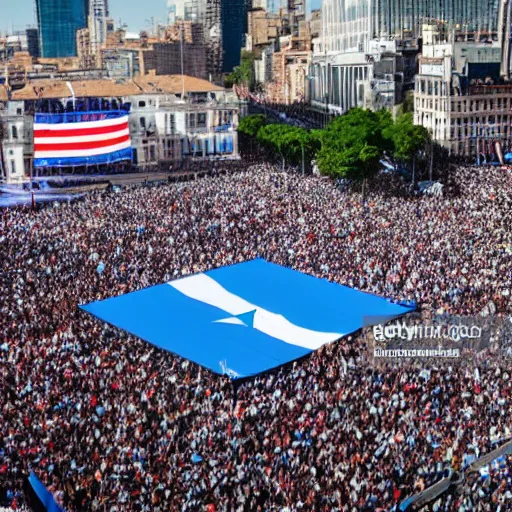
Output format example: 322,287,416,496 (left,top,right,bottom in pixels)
451,115,511,125
417,80,447,96
450,125,509,138
136,111,234,132
311,65,369,110
419,114,512,127
417,96,512,114
417,86,512,112
137,135,234,162
137,99,156,108
417,98,447,111
451,98,511,113
187,113,207,129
